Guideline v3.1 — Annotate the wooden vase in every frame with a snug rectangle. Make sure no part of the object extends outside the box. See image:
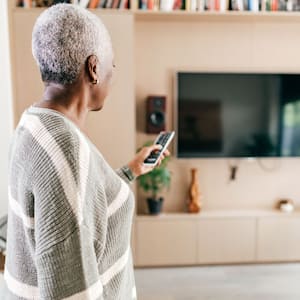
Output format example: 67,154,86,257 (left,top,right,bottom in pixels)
188,168,202,213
